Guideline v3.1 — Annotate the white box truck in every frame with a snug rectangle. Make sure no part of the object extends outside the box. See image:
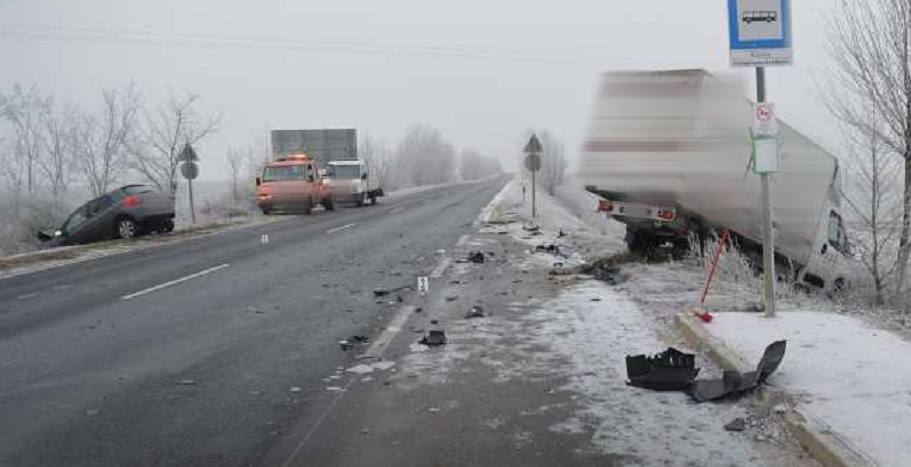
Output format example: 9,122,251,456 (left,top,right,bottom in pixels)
578,69,852,292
